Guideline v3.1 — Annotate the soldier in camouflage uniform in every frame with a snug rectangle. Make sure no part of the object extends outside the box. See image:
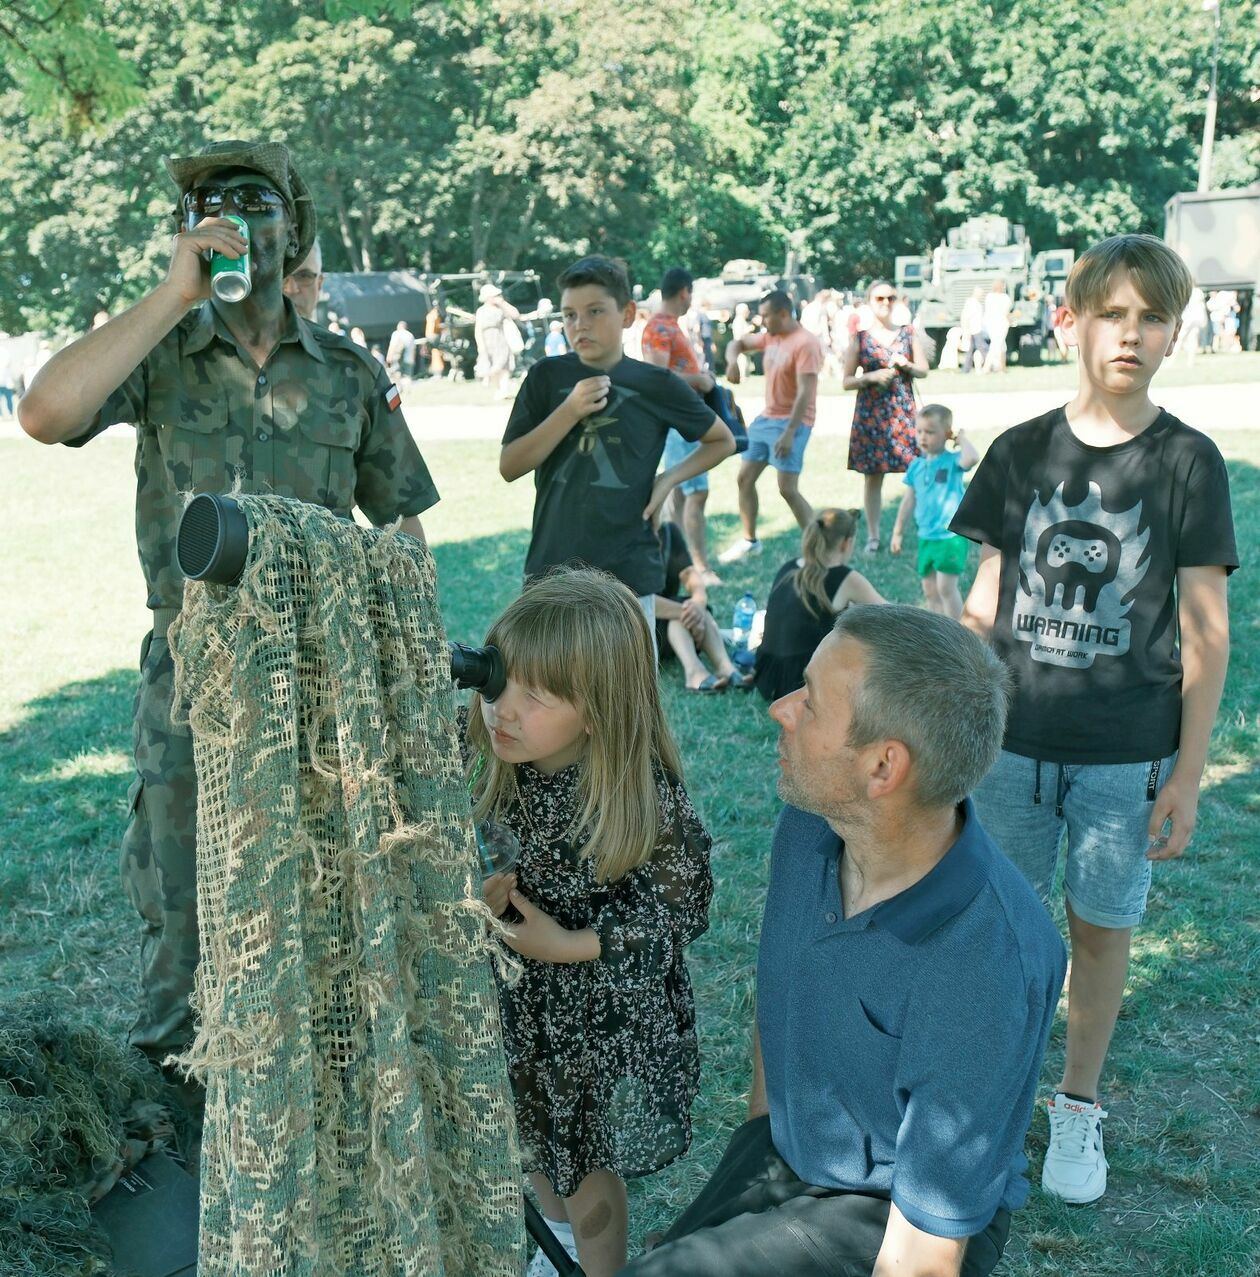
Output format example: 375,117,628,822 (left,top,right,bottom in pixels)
18,140,439,1088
